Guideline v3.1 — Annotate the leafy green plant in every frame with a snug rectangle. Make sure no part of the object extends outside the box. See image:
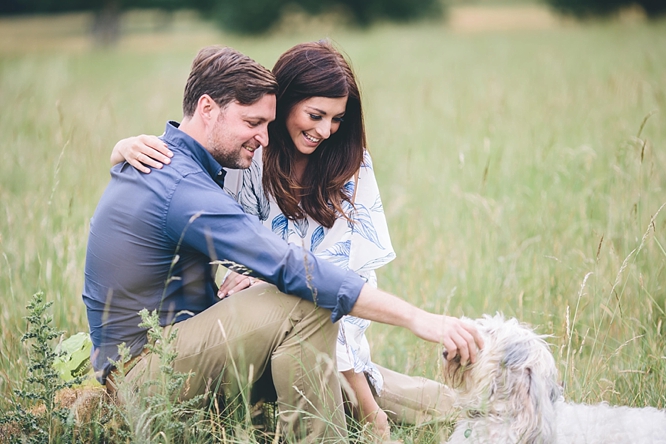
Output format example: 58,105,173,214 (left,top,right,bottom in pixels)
0,292,83,443
0,297,276,443
53,332,97,385
109,309,208,442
